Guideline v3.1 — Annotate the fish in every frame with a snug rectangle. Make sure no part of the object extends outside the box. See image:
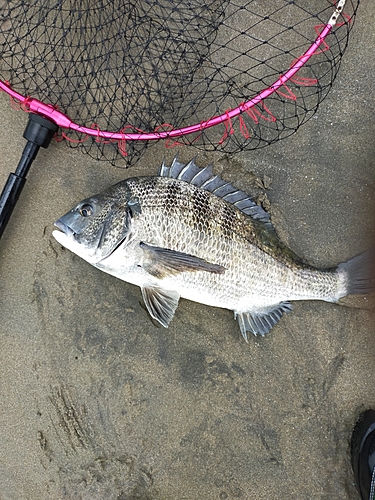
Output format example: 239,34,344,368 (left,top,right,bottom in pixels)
52,157,375,342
